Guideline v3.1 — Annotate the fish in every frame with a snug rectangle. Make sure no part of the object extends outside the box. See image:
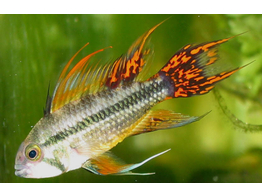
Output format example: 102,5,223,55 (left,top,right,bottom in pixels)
14,19,247,178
